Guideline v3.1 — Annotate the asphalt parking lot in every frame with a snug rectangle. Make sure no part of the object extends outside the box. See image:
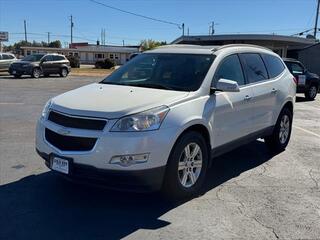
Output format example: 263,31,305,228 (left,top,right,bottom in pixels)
0,74,319,240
